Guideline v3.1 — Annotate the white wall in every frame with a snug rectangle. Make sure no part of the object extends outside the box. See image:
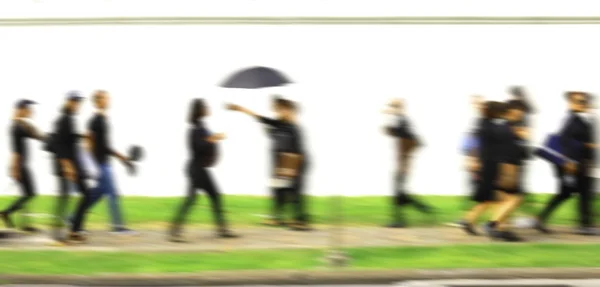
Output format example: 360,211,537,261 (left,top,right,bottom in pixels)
0,24,599,197
3,0,600,18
